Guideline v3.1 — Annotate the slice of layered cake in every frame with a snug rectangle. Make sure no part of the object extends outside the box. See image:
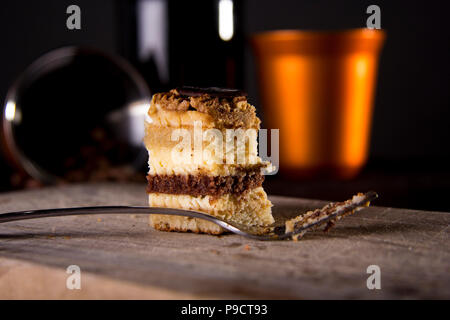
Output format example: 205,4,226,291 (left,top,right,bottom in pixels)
145,87,274,234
